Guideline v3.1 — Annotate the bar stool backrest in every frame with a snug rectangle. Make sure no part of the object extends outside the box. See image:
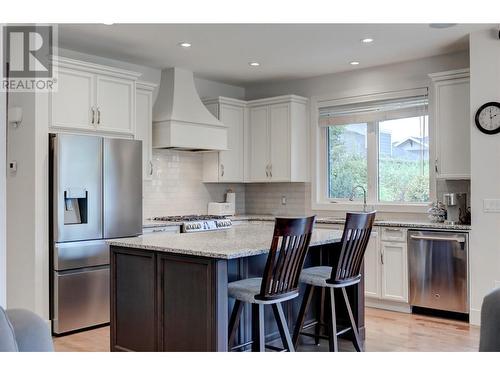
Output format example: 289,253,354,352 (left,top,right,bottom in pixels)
327,211,376,286
257,216,316,301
